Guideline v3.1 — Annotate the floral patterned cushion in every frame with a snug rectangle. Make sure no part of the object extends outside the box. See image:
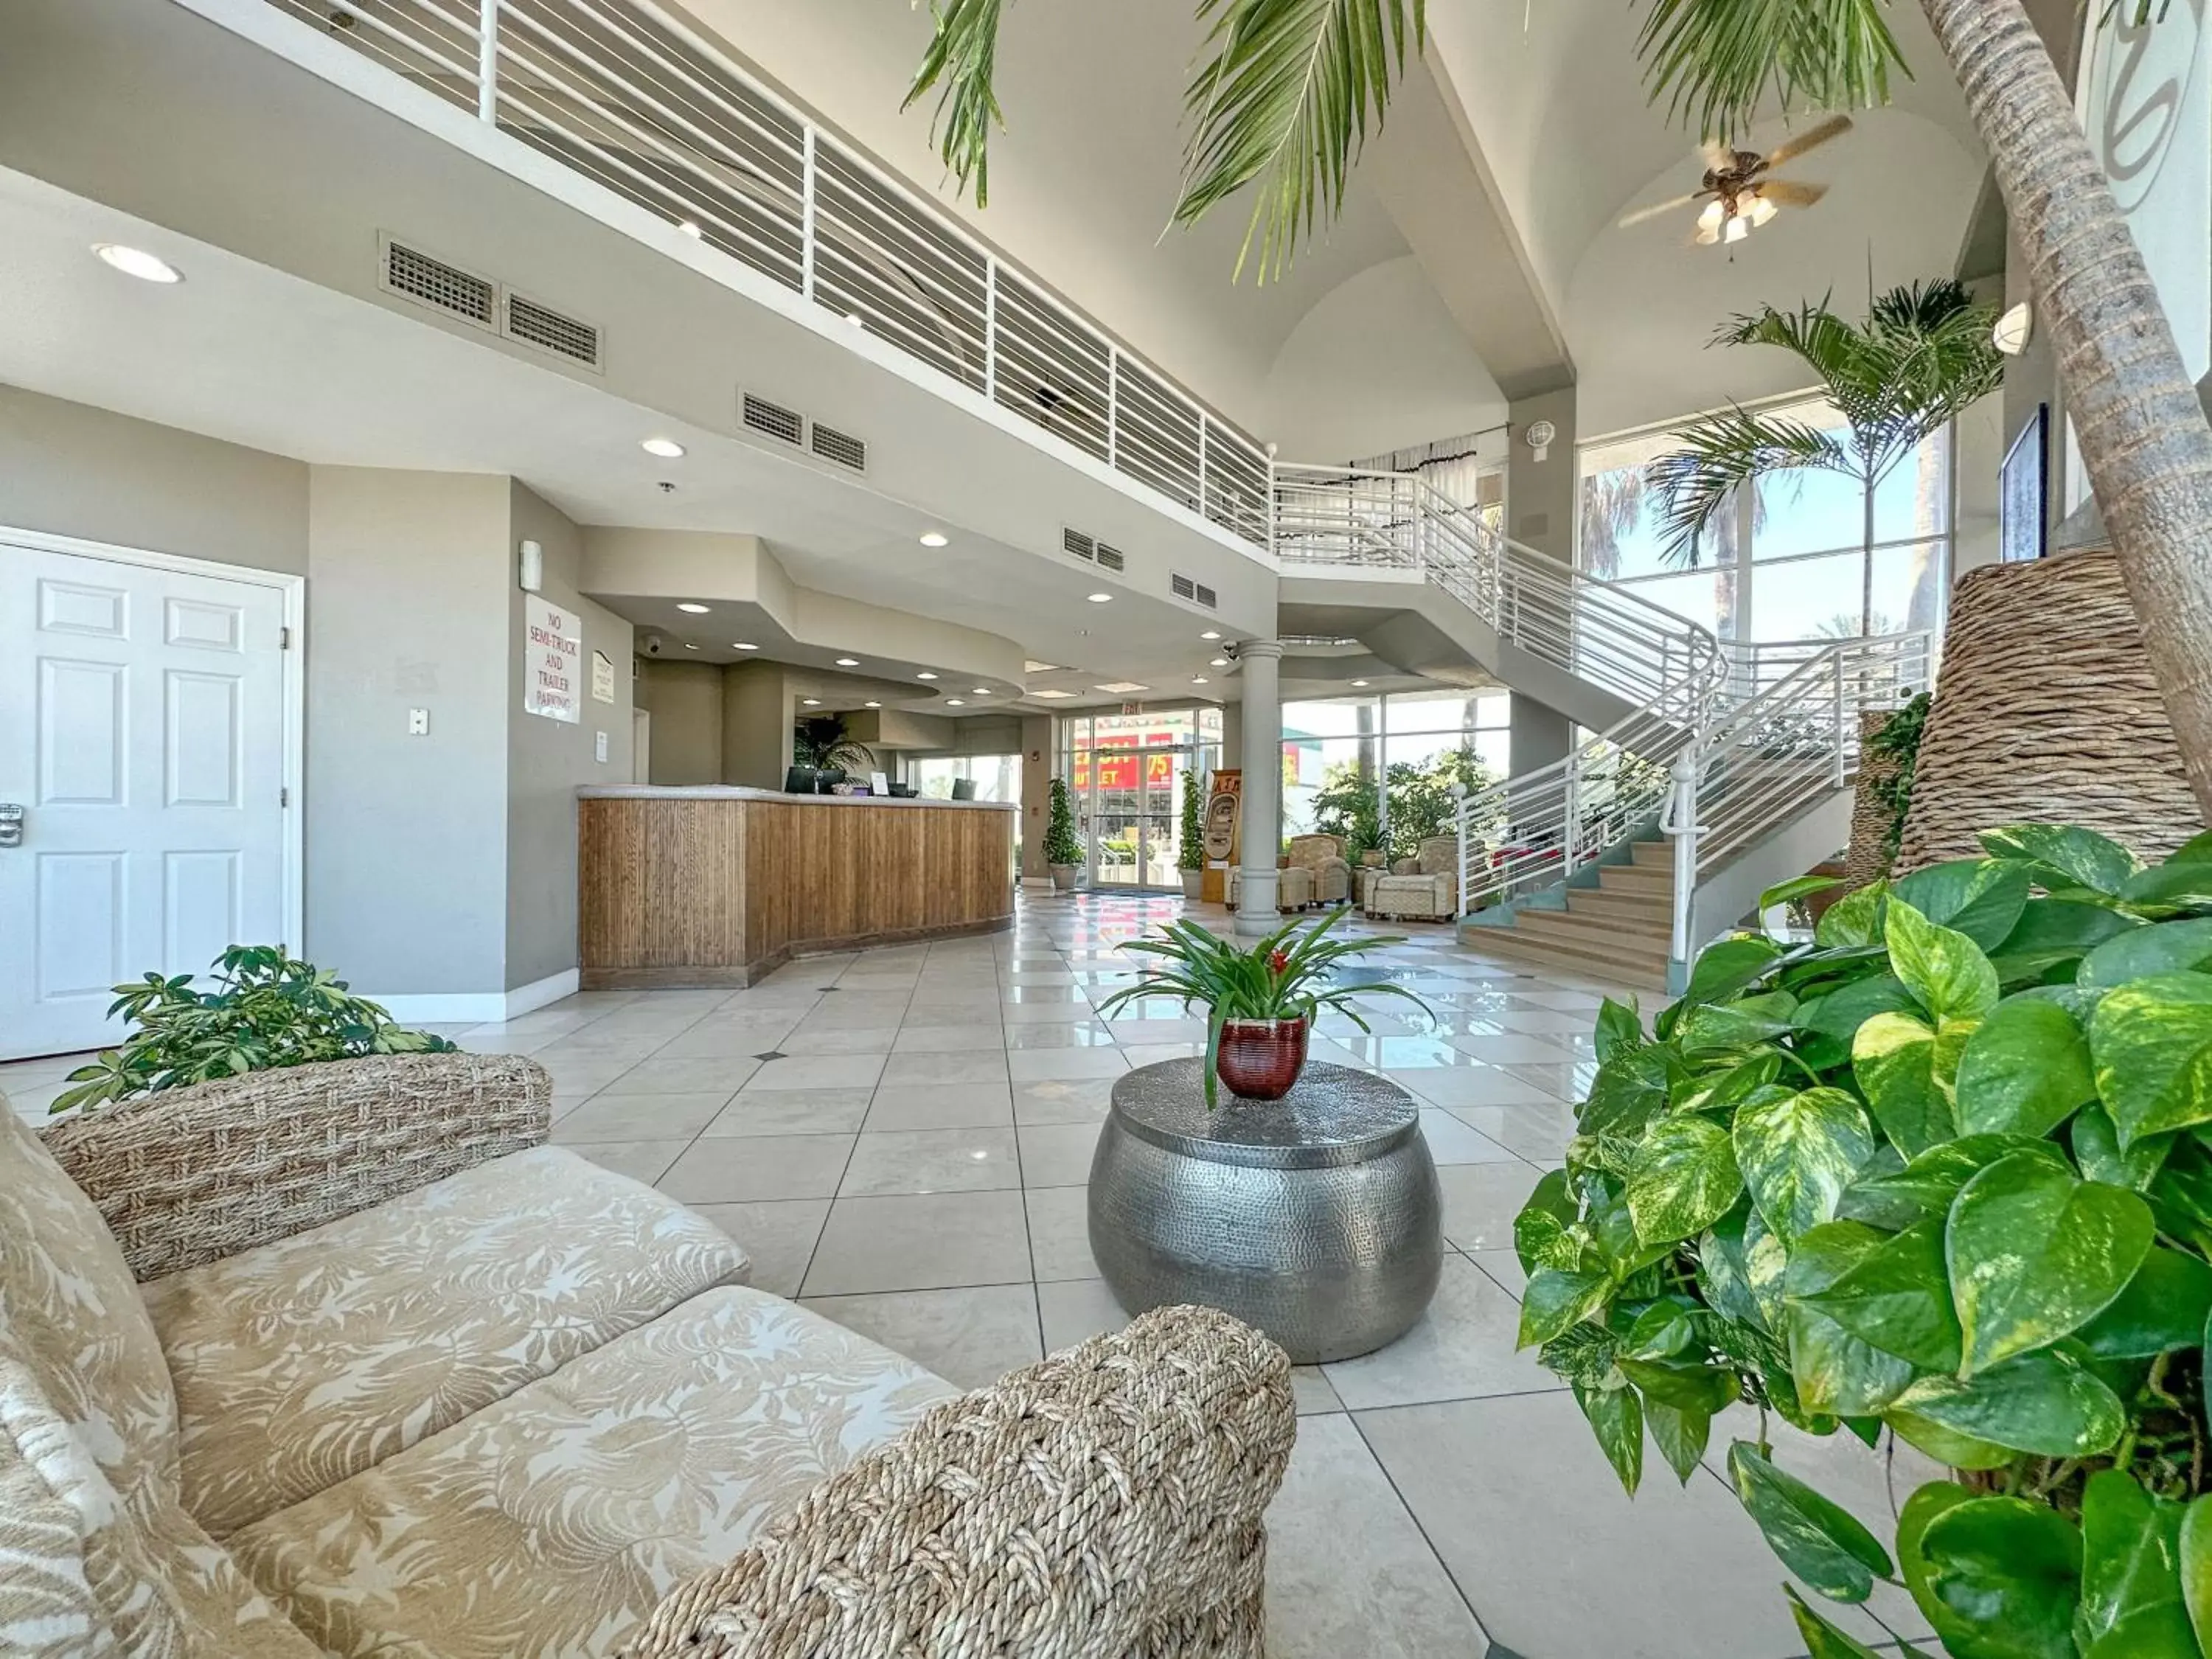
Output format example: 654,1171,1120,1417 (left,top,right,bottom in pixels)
226,1287,956,1659
0,1105,314,1657
143,1146,751,1540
